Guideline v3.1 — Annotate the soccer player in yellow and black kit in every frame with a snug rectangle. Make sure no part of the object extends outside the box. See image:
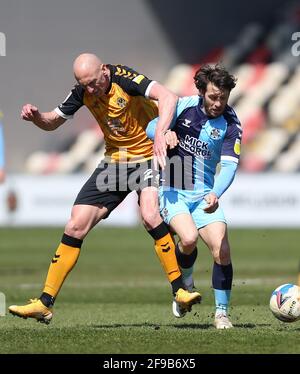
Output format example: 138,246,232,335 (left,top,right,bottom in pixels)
9,53,201,323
